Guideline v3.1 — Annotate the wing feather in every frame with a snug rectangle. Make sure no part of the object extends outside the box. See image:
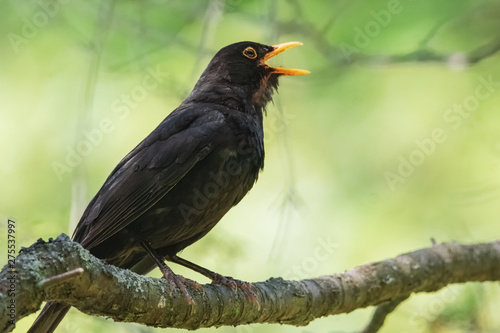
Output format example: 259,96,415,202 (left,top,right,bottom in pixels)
73,108,229,249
